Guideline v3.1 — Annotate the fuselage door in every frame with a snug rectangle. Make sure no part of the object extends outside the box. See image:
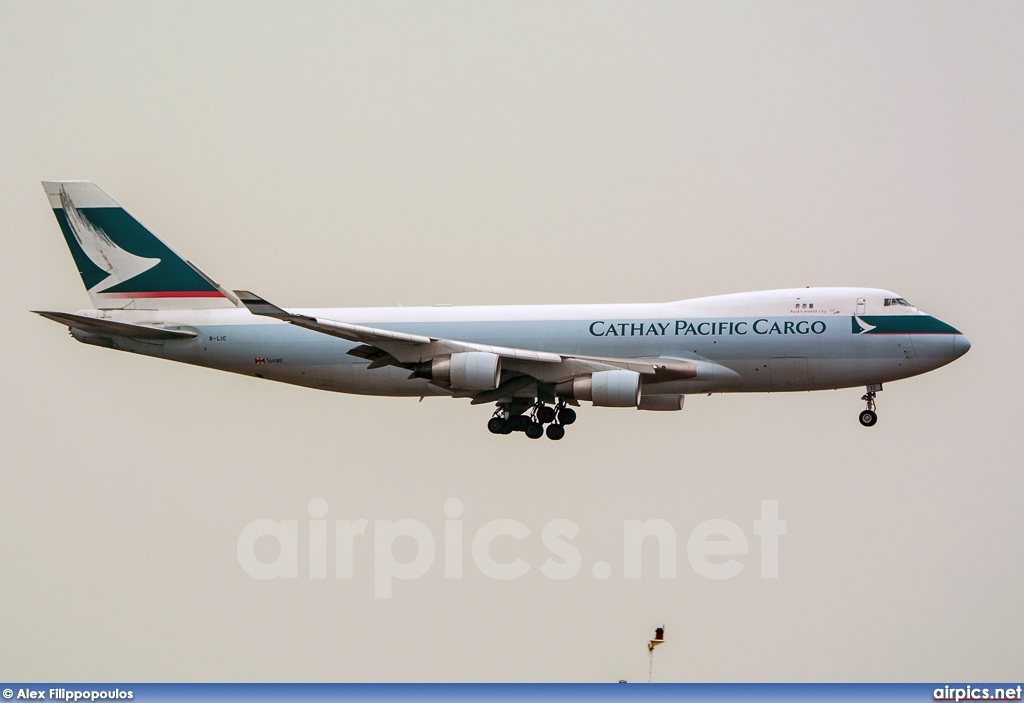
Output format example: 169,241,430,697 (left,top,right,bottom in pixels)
856,298,866,315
